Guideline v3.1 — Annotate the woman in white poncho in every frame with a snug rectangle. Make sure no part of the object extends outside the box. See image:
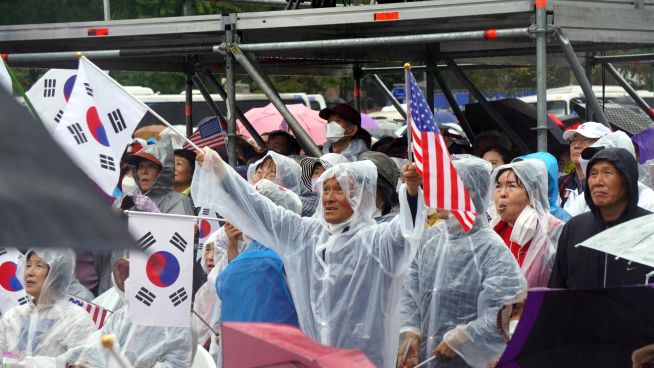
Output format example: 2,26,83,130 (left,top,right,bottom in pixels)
192,147,426,368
